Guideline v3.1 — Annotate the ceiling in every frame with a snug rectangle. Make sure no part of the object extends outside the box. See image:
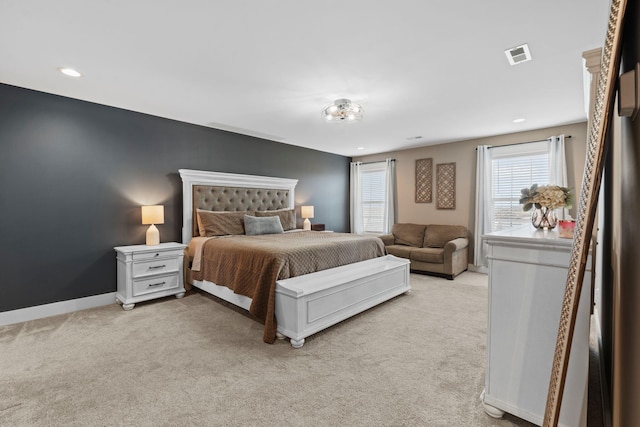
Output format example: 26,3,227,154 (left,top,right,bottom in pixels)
0,1,609,157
